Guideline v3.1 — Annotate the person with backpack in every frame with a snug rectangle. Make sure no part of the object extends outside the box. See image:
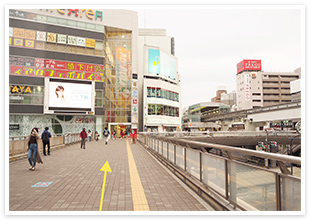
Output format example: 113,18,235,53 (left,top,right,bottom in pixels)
41,127,52,156
103,127,110,145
